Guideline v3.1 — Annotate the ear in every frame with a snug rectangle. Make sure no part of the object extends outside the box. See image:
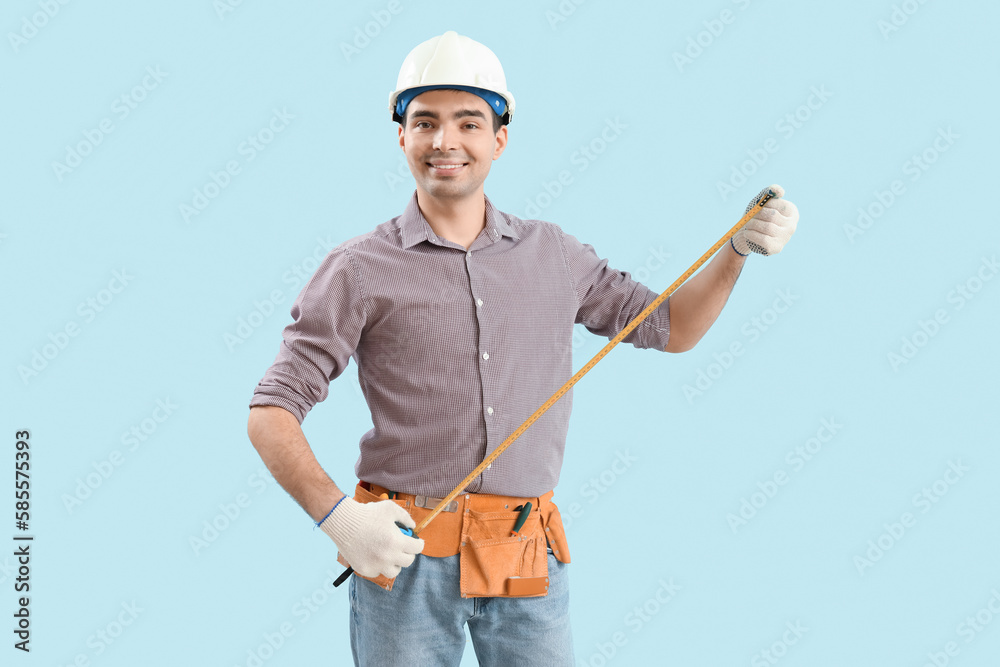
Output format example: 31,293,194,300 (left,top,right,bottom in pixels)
492,125,508,160
398,124,405,151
